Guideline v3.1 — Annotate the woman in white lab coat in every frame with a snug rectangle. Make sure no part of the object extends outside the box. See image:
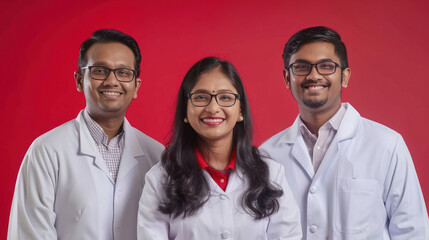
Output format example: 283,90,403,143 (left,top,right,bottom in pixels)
138,57,302,240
